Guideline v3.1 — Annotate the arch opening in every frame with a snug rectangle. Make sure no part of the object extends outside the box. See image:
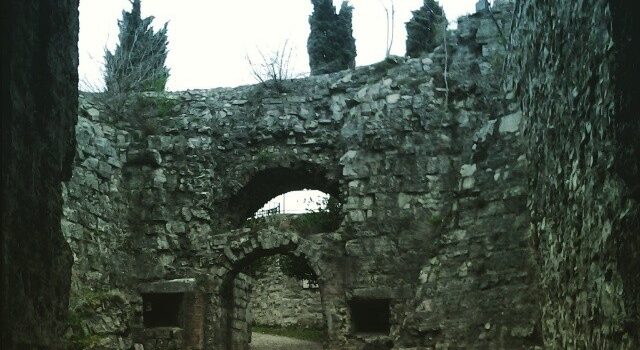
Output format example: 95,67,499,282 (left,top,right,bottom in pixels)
225,163,341,226
248,189,343,236
253,190,329,217
217,249,327,350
